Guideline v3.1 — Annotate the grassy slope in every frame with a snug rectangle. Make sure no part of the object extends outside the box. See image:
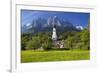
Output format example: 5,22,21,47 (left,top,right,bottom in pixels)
21,50,90,63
